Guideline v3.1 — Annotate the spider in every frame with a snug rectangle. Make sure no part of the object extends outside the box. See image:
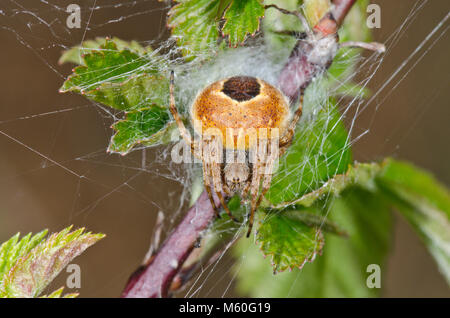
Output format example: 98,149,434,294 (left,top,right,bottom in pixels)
169,7,385,238
169,73,302,237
